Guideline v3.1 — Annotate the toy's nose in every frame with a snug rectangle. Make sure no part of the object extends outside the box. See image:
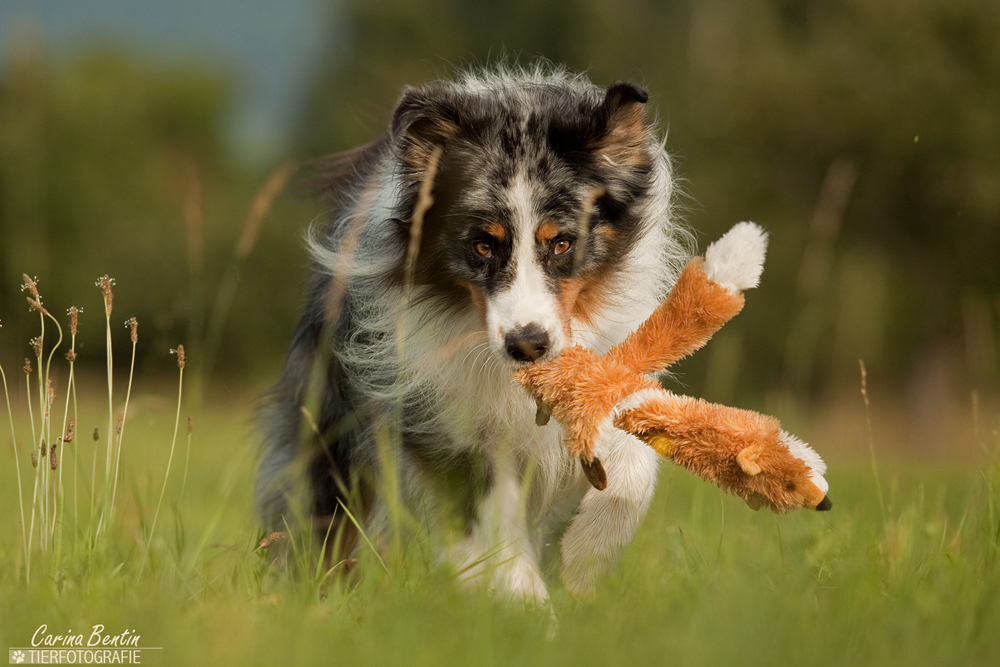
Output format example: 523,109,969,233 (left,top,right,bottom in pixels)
815,496,832,511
